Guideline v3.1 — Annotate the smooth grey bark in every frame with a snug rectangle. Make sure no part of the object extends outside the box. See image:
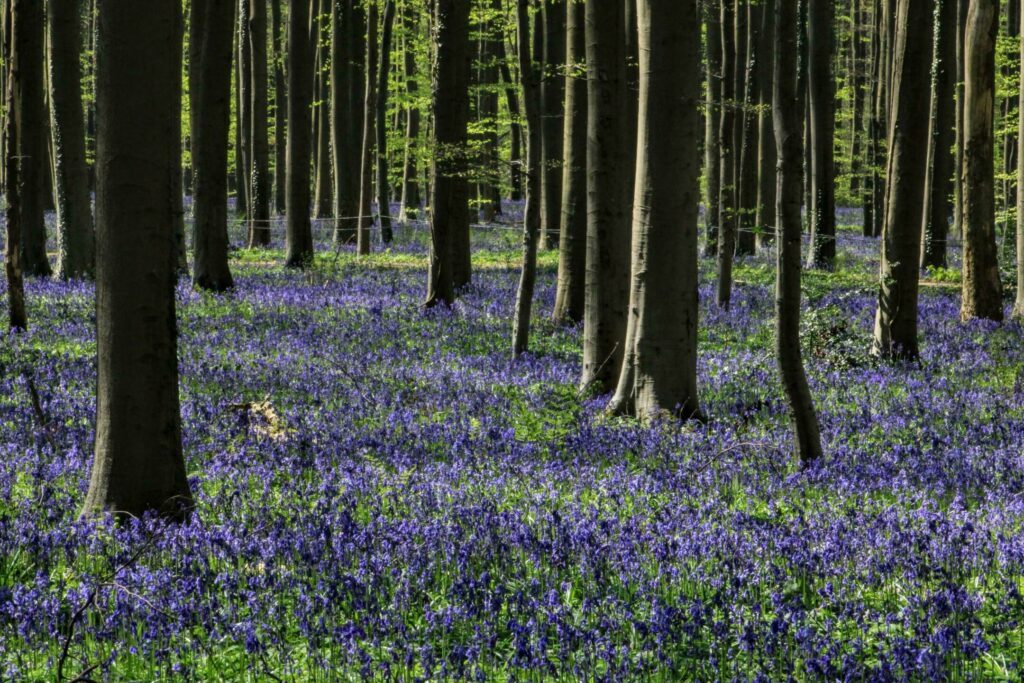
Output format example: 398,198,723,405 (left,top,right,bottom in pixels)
736,0,759,256
332,0,365,245
921,0,957,270
247,0,271,246
376,1,396,242
961,0,1003,321
954,0,968,238
754,0,777,250
512,0,542,357
773,0,822,466
11,0,49,277
425,0,471,307
48,0,94,280
237,0,252,216
82,0,193,520
272,0,286,215
552,0,586,325
540,0,565,250
4,11,26,330
872,0,935,359
607,0,702,422
704,0,721,256
716,0,737,308
357,0,378,255
399,1,421,218
190,0,235,291
285,0,315,267
313,0,333,220
806,0,836,268
580,0,631,392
